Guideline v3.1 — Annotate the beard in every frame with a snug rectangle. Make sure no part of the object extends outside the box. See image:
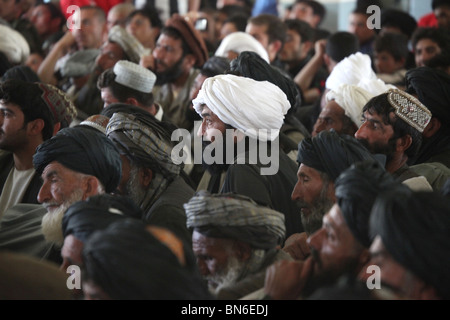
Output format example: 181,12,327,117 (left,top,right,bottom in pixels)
125,166,147,206
205,255,247,296
357,138,397,163
155,56,185,86
41,189,85,246
201,140,230,175
298,185,335,235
